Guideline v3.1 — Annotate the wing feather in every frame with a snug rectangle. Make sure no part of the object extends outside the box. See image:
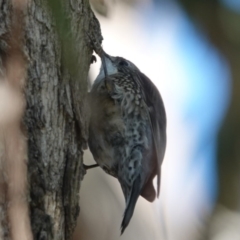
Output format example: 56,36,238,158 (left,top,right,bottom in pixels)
101,70,167,197
132,71,167,197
